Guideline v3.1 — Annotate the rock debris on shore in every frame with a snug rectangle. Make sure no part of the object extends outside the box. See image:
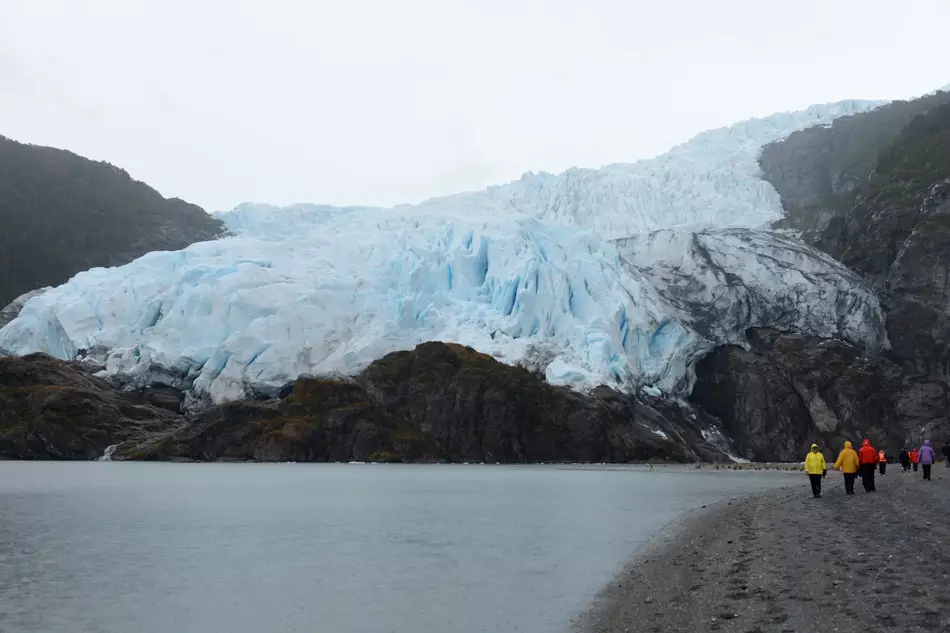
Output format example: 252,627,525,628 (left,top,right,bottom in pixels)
576,468,950,633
